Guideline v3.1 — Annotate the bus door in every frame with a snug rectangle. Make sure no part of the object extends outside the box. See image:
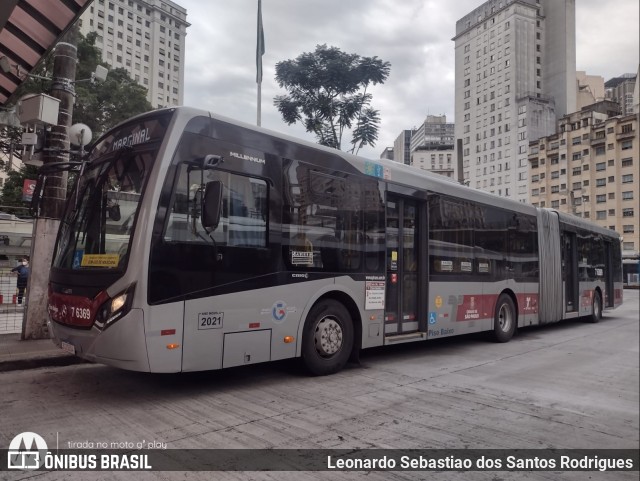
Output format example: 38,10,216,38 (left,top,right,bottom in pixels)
604,241,615,307
385,195,420,335
563,231,578,312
